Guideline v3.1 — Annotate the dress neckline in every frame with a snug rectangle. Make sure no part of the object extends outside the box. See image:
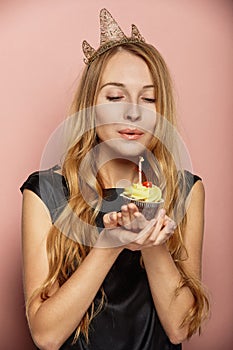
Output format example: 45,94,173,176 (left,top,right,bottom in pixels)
52,166,125,194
